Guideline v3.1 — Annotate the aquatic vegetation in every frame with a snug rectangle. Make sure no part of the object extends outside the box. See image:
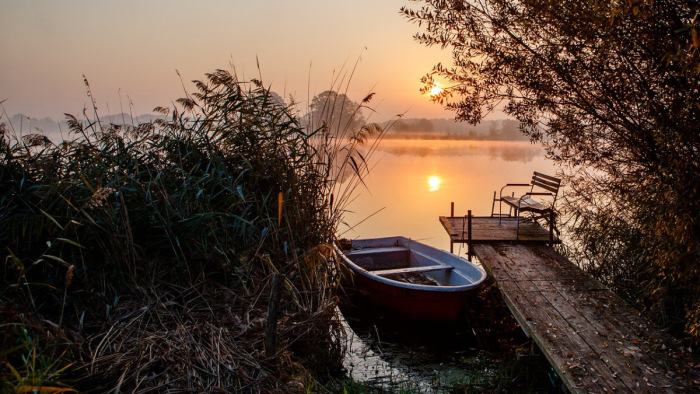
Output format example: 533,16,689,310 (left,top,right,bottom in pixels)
0,69,384,391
